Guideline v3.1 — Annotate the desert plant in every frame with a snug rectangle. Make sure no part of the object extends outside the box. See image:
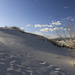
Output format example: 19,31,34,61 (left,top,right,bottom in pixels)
11,26,25,34
56,22,75,49
48,39,62,47
56,19,75,66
